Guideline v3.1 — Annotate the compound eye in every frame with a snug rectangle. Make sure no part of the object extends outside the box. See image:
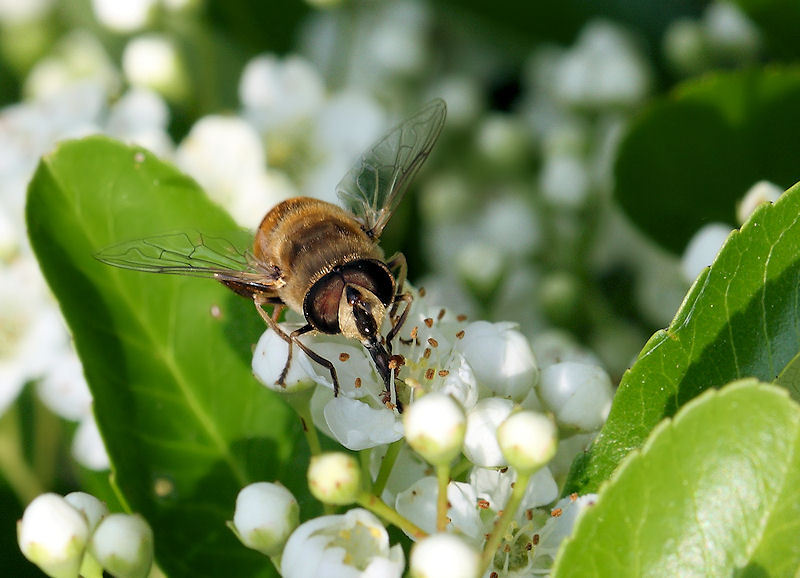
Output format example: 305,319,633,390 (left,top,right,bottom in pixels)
304,274,344,334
